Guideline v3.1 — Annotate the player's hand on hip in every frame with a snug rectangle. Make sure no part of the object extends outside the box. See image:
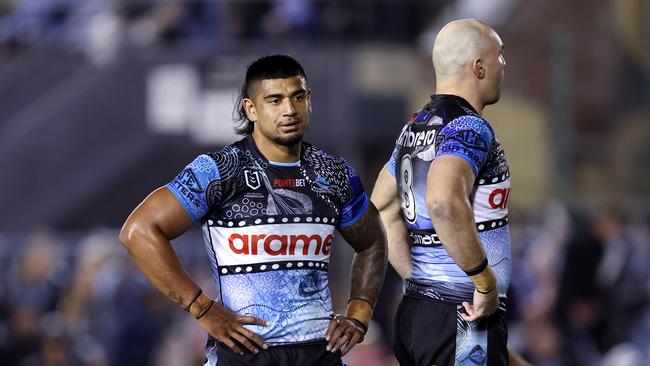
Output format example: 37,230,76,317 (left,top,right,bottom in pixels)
197,301,270,355
461,288,499,322
325,314,366,356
